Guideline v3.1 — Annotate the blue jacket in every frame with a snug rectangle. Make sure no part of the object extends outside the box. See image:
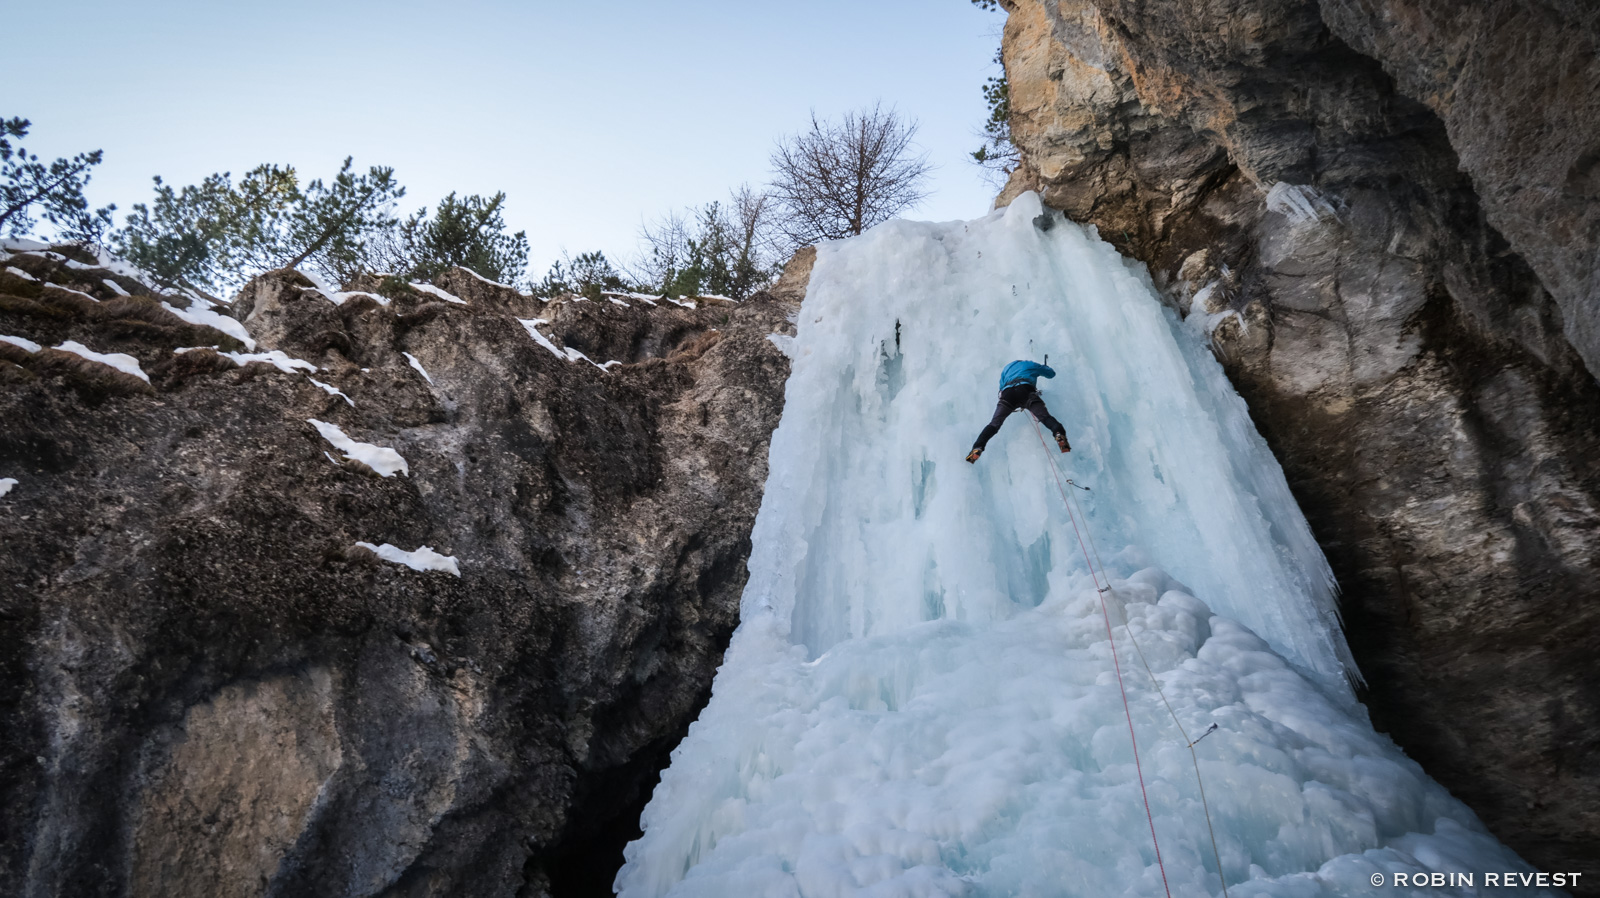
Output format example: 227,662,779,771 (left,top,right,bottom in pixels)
999,359,1055,391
